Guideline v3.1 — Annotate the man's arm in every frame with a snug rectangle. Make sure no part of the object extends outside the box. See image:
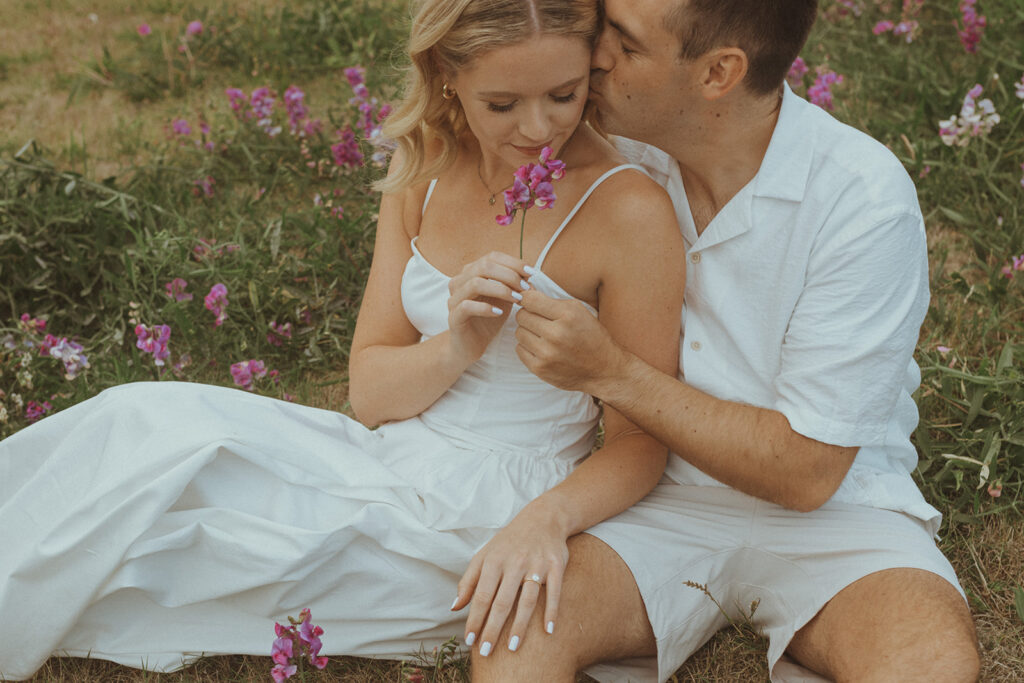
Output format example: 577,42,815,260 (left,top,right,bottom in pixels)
515,294,856,512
